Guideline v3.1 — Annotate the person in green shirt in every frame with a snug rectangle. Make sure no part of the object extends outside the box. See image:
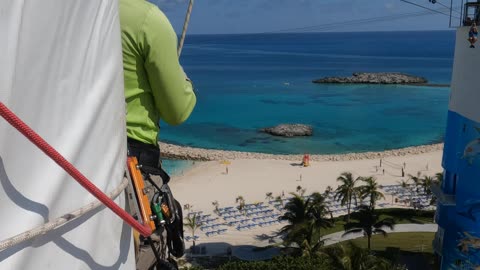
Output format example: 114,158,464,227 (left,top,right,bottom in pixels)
120,0,196,169
119,0,195,267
